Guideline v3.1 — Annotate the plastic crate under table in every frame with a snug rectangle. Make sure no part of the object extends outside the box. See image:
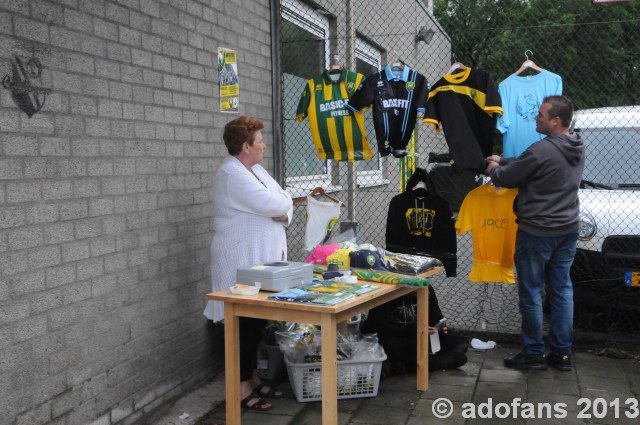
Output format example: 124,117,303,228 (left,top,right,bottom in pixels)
284,353,386,402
